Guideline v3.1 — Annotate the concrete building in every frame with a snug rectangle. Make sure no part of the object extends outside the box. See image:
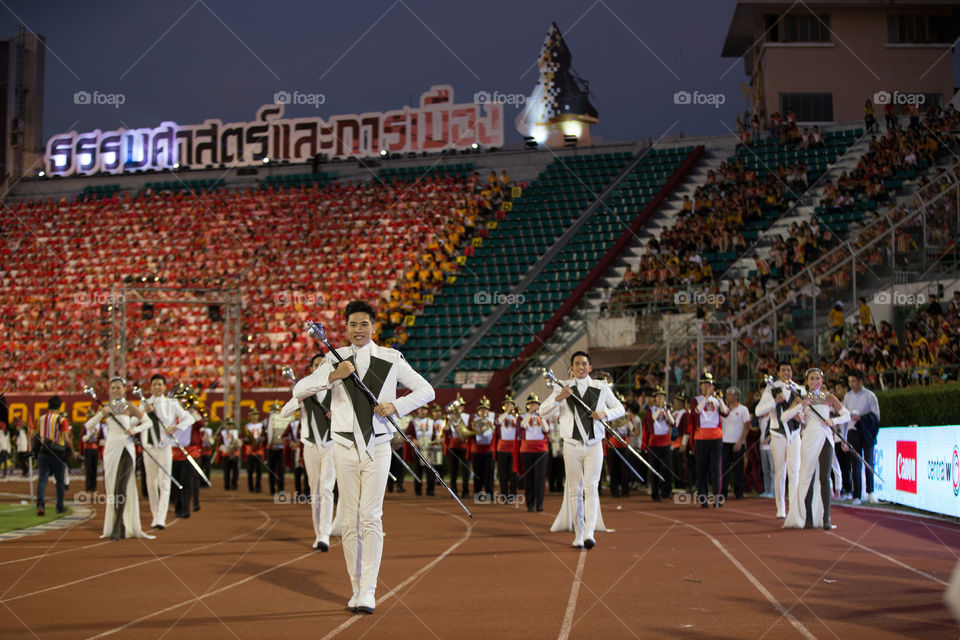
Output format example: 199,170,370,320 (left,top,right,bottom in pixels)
0,27,45,191
722,0,960,124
